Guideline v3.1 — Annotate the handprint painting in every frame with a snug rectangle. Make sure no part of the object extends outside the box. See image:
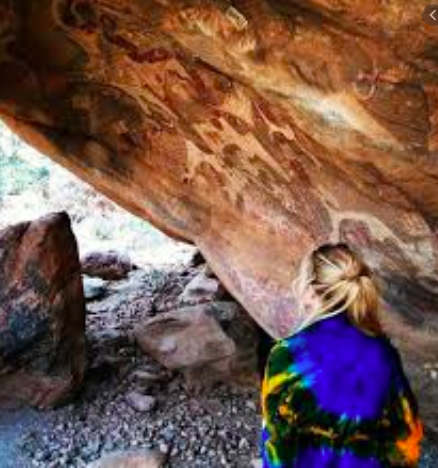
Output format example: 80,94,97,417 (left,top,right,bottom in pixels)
261,244,423,468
